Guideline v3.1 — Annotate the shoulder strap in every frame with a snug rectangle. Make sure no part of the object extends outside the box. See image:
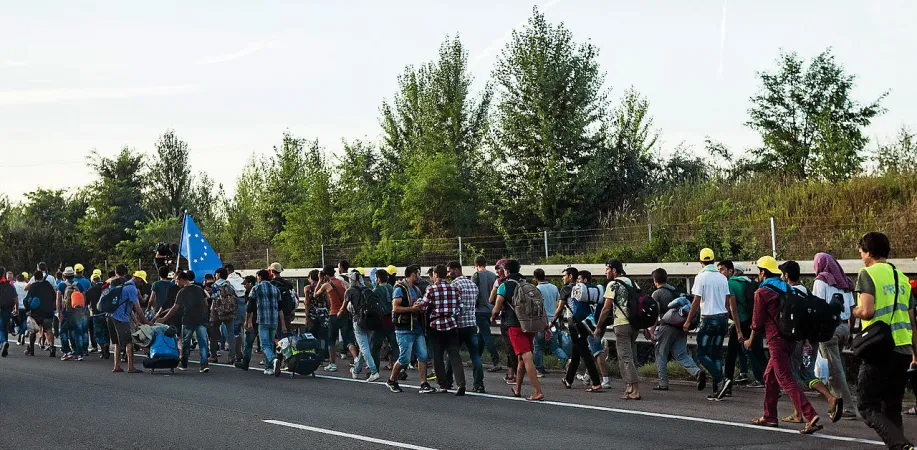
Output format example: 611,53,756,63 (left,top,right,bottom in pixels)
890,263,900,324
